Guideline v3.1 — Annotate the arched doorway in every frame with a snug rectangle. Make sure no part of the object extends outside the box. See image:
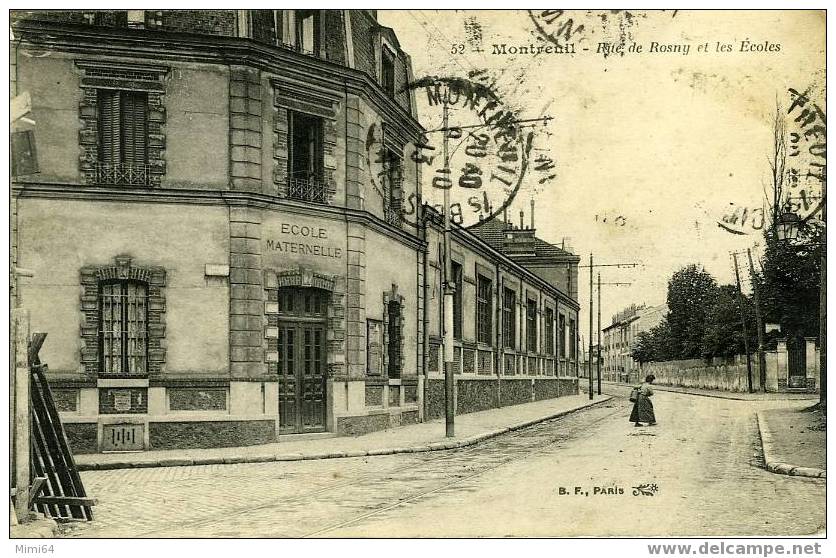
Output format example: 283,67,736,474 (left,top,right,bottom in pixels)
276,287,329,433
